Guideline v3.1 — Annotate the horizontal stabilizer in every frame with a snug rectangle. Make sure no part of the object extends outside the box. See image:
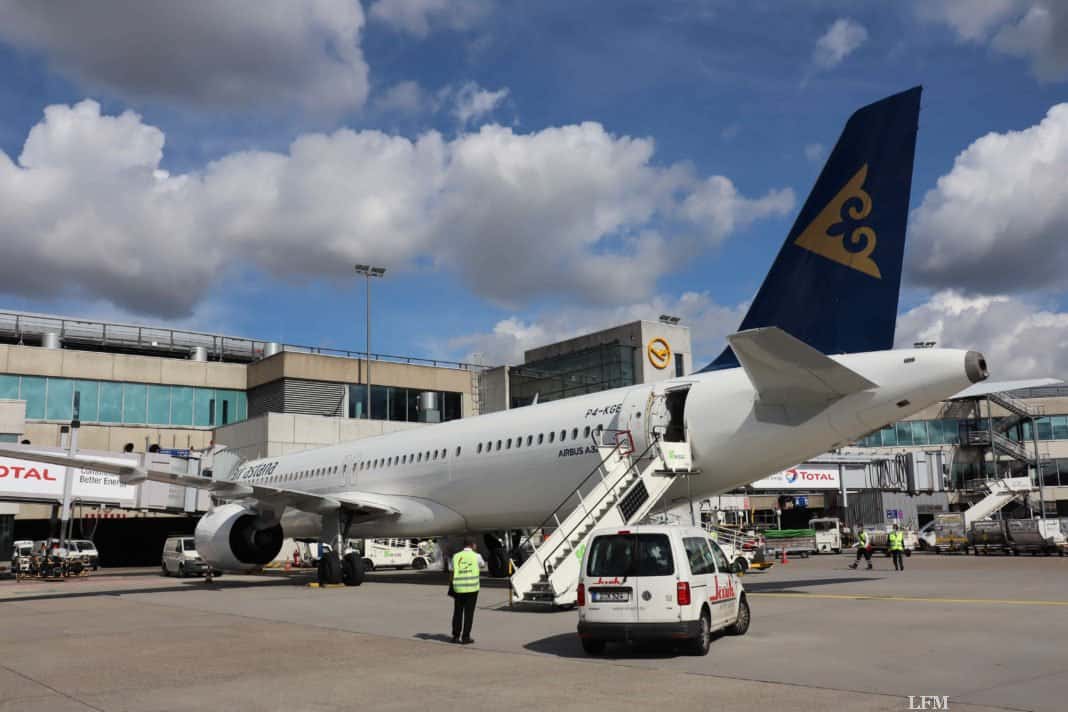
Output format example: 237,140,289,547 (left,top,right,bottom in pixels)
728,327,877,404
950,378,1063,400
